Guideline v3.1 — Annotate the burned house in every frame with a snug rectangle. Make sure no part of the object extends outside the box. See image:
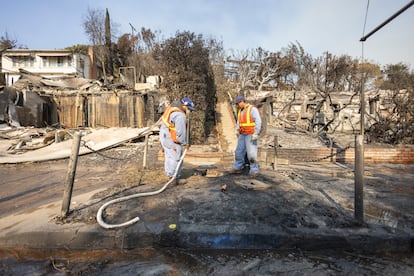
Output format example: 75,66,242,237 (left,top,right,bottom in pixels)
0,48,167,129
0,72,165,129
246,89,398,135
